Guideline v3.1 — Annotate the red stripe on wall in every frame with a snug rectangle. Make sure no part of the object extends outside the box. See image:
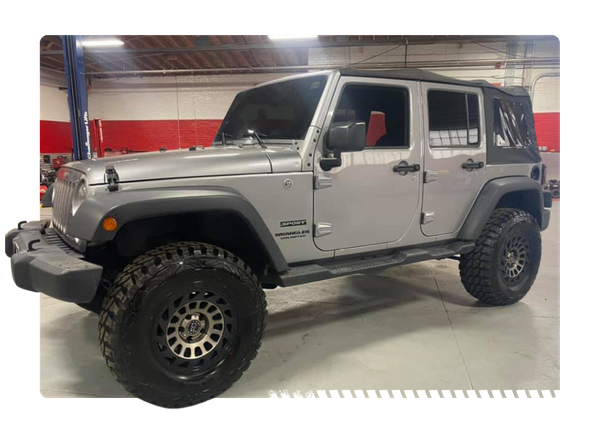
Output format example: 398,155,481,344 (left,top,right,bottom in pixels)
40,120,72,154
42,115,560,155
534,112,560,152
99,119,222,152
